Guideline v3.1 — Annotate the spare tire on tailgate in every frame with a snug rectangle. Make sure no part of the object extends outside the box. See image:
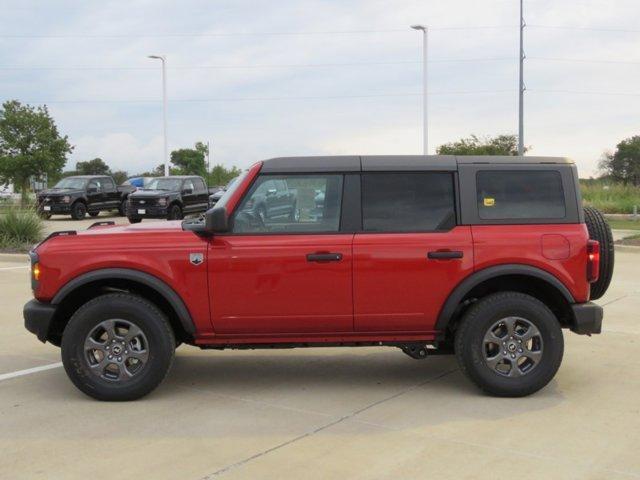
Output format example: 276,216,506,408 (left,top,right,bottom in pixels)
583,206,614,300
